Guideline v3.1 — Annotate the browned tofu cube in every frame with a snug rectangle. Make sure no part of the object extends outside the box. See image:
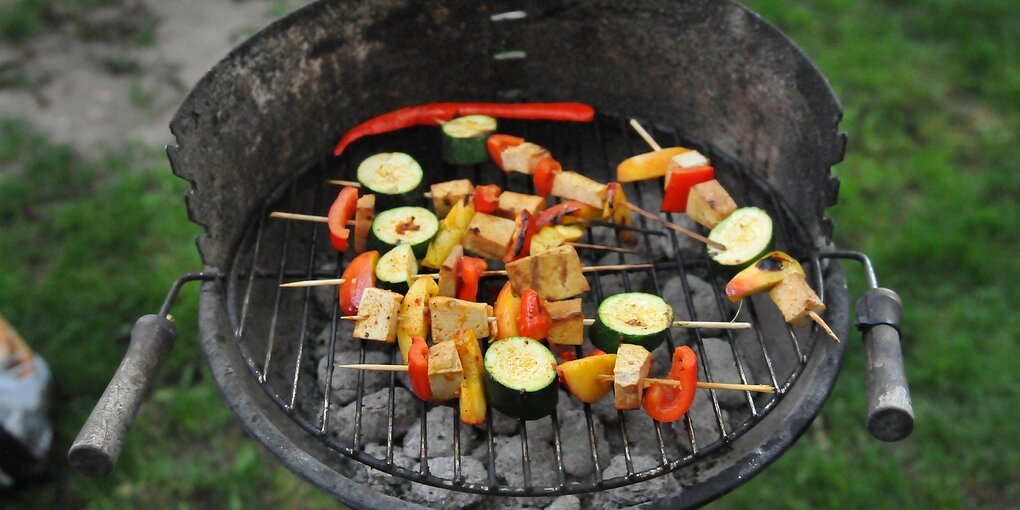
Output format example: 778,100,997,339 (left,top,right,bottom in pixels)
430,179,475,218
463,212,516,260
768,273,826,327
501,142,549,174
545,298,584,345
686,179,737,229
614,344,652,410
352,287,403,343
497,191,547,219
427,340,463,401
429,296,491,343
438,245,463,297
505,245,590,301
550,171,607,208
